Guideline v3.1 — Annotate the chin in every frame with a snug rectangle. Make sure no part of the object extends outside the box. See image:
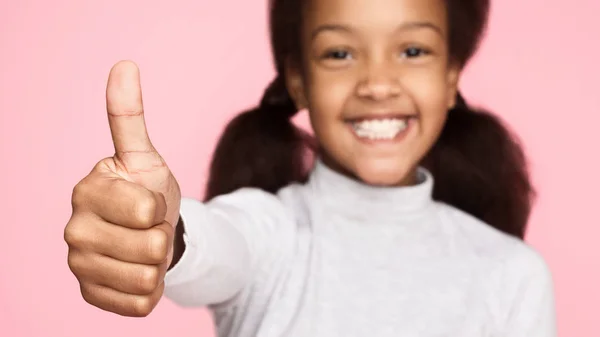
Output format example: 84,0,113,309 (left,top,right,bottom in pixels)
352,159,416,187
